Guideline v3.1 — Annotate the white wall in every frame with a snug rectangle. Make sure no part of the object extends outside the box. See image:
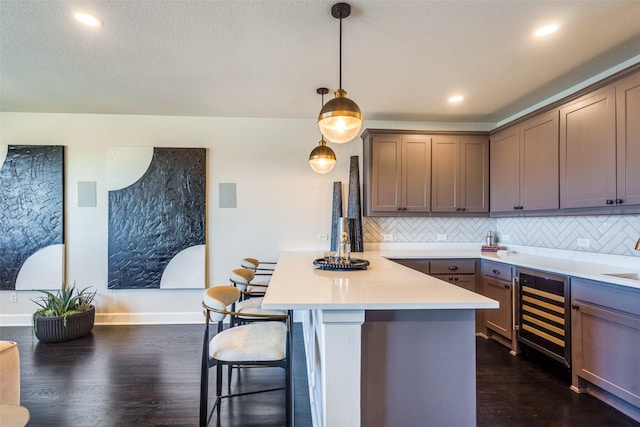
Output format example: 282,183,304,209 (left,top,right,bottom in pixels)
0,112,491,325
